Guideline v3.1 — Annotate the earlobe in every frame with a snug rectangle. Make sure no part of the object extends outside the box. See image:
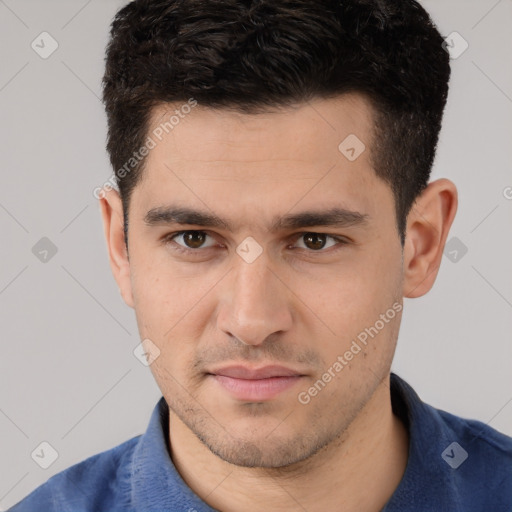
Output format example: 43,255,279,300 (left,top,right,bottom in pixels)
99,187,135,308
402,178,458,299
